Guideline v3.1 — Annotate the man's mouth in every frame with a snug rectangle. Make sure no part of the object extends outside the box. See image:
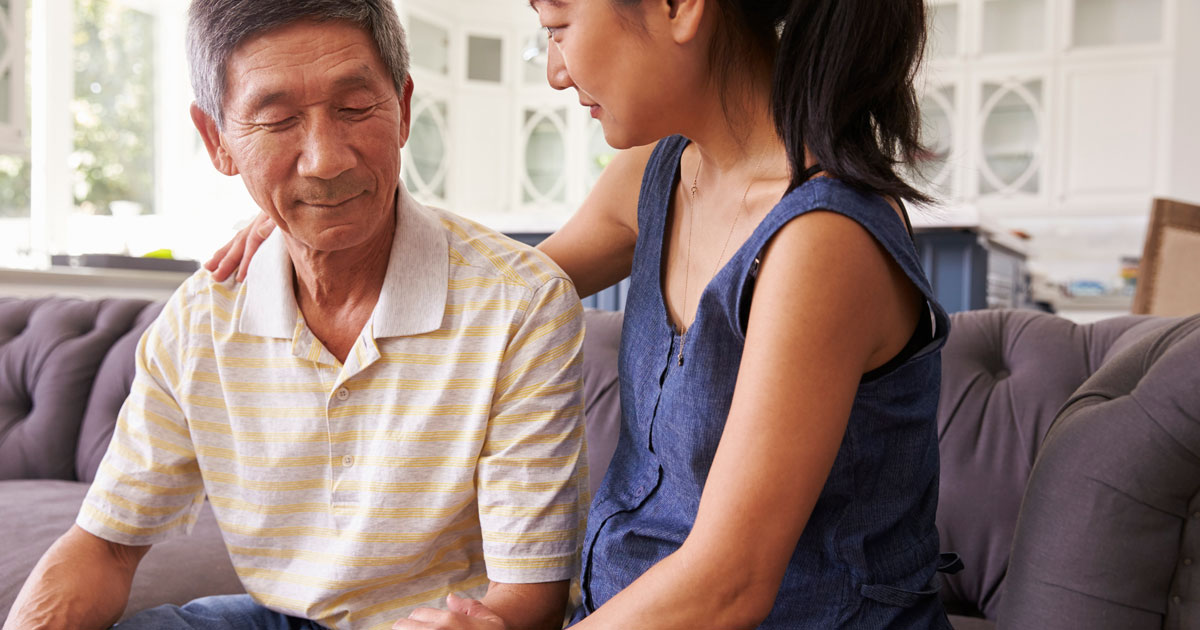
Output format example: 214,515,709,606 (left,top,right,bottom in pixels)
301,191,365,208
